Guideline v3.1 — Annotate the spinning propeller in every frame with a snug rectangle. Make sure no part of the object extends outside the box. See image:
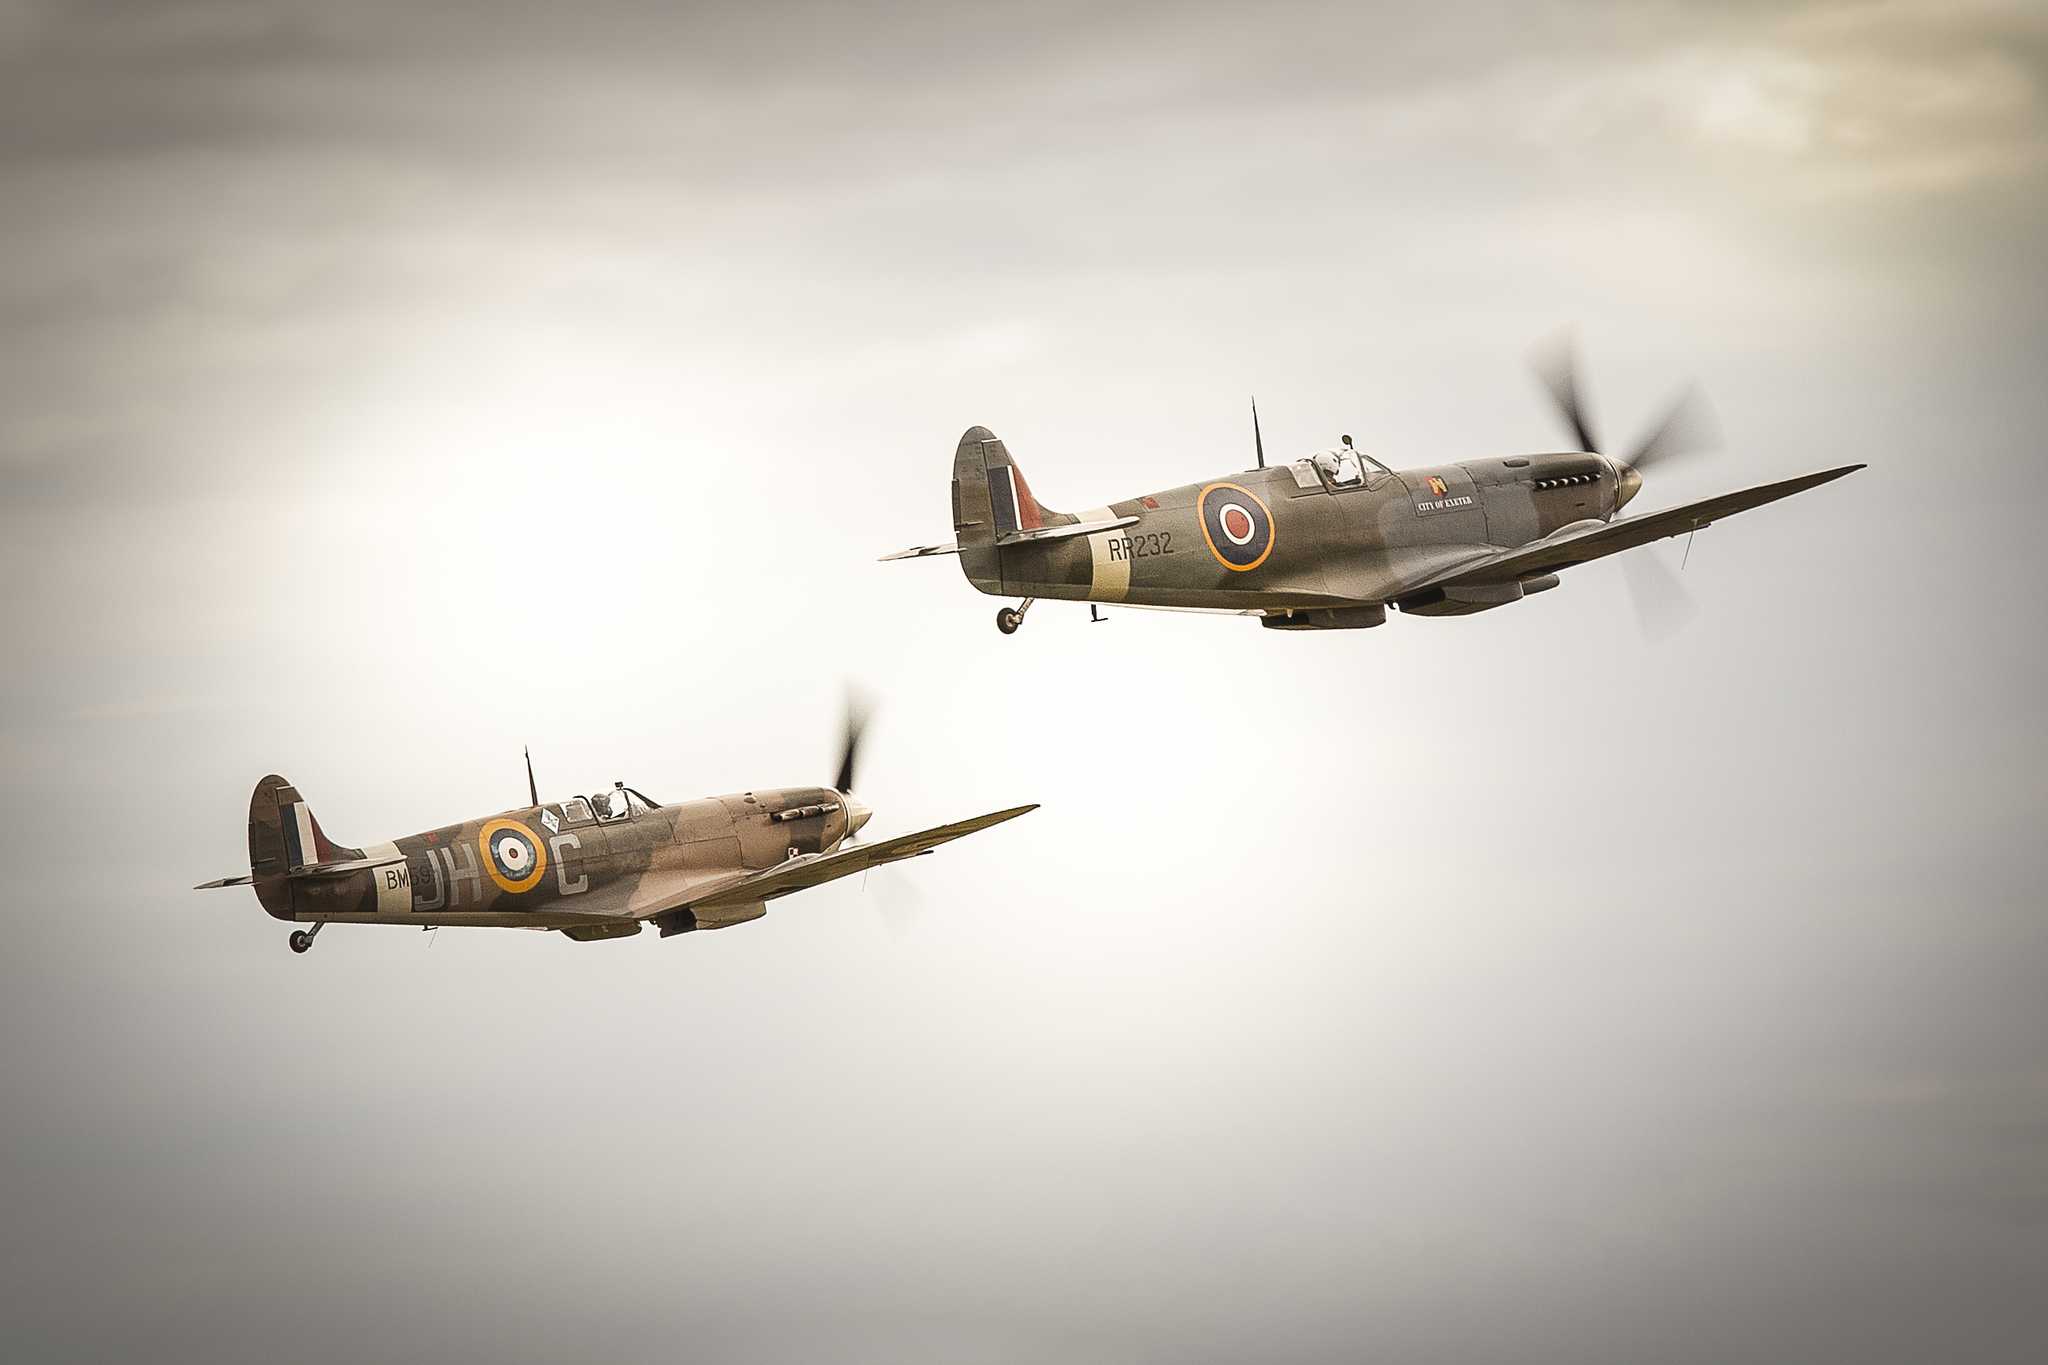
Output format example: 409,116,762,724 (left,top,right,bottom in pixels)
830,694,935,937
833,694,874,841
1531,334,1720,637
